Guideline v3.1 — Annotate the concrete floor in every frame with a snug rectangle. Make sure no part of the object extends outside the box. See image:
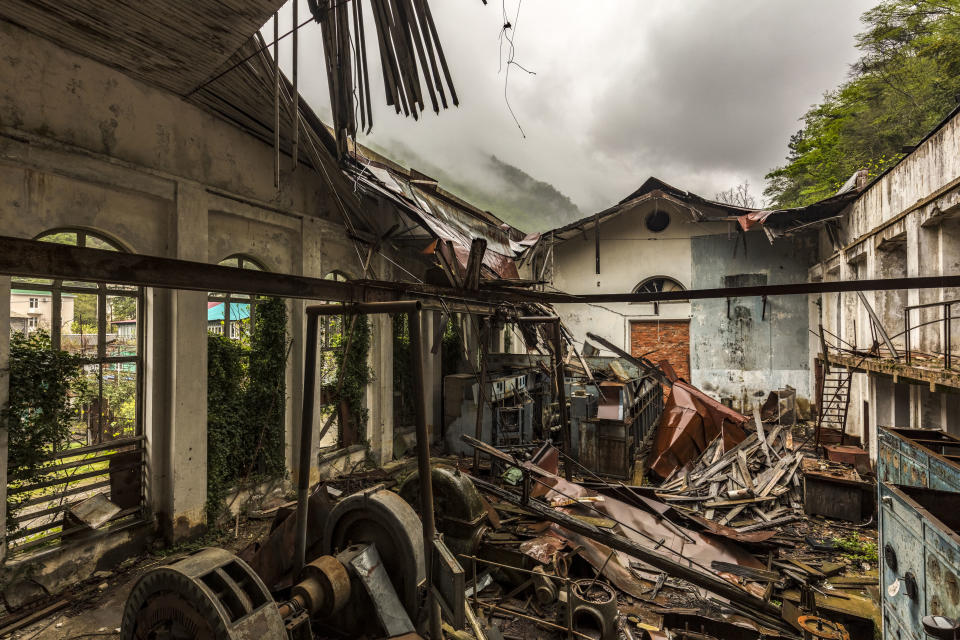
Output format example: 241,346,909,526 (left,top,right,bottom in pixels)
11,520,274,640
